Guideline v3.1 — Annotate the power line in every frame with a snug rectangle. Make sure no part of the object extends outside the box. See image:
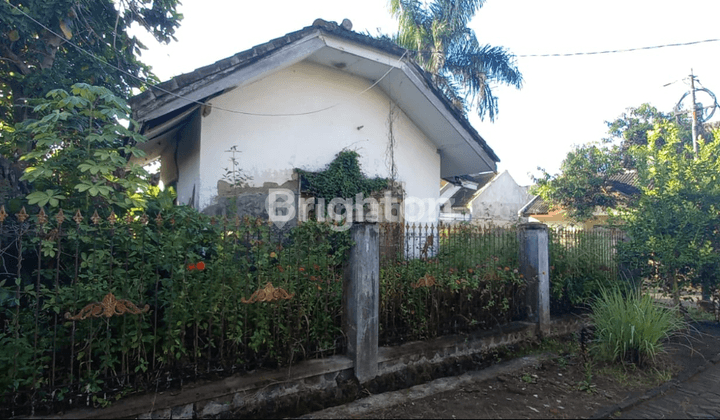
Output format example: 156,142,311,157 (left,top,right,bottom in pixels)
516,38,720,58
8,0,720,116
5,2,407,117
